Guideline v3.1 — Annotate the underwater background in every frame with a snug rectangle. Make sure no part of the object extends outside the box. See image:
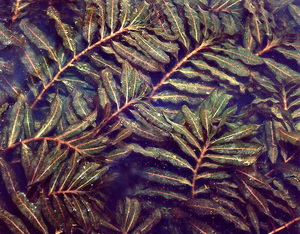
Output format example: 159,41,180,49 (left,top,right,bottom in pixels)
0,0,300,233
